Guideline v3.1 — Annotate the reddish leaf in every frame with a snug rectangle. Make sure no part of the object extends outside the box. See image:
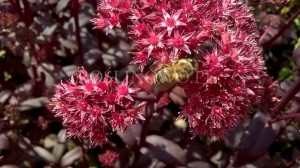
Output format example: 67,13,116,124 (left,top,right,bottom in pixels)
61,147,83,167
148,113,164,132
0,90,11,103
258,13,284,47
19,97,49,111
164,128,185,143
293,46,300,70
187,161,214,168
117,124,141,148
232,111,281,166
259,27,281,46
84,49,102,66
0,134,10,150
43,134,57,149
185,140,209,162
0,165,19,168
145,135,186,166
55,0,70,13
224,122,248,149
59,38,78,50
33,146,58,163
